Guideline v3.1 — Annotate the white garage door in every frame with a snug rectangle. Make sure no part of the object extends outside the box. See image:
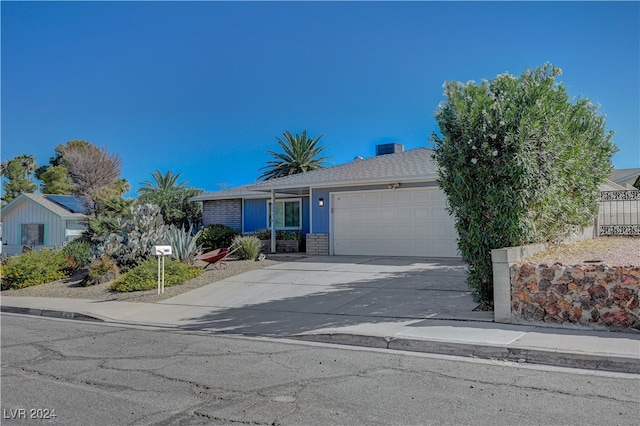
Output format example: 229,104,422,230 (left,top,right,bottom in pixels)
332,188,459,257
